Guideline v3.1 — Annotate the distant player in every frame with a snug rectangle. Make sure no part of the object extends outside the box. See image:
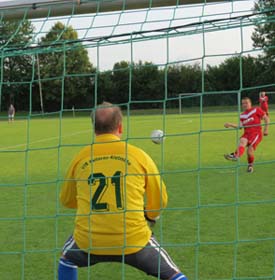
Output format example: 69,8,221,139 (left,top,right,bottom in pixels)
259,91,269,115
59,102,187,280
8,104,15,123
224,97,269,173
